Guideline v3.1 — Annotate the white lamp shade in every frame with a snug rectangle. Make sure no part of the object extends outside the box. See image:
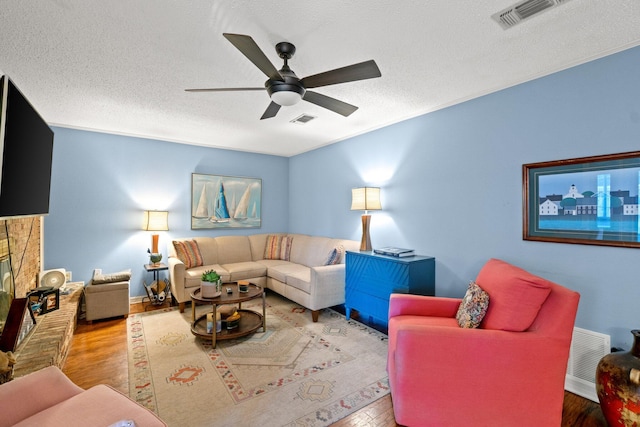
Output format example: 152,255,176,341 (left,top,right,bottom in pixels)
143,210,169,231
271,90,303,106
351,187,382,211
